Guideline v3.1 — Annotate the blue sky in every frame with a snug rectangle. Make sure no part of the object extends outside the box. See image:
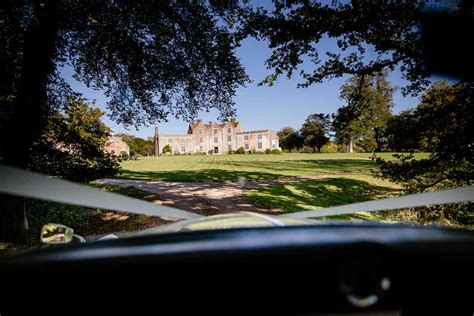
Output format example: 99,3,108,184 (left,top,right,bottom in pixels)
62,37,423,139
